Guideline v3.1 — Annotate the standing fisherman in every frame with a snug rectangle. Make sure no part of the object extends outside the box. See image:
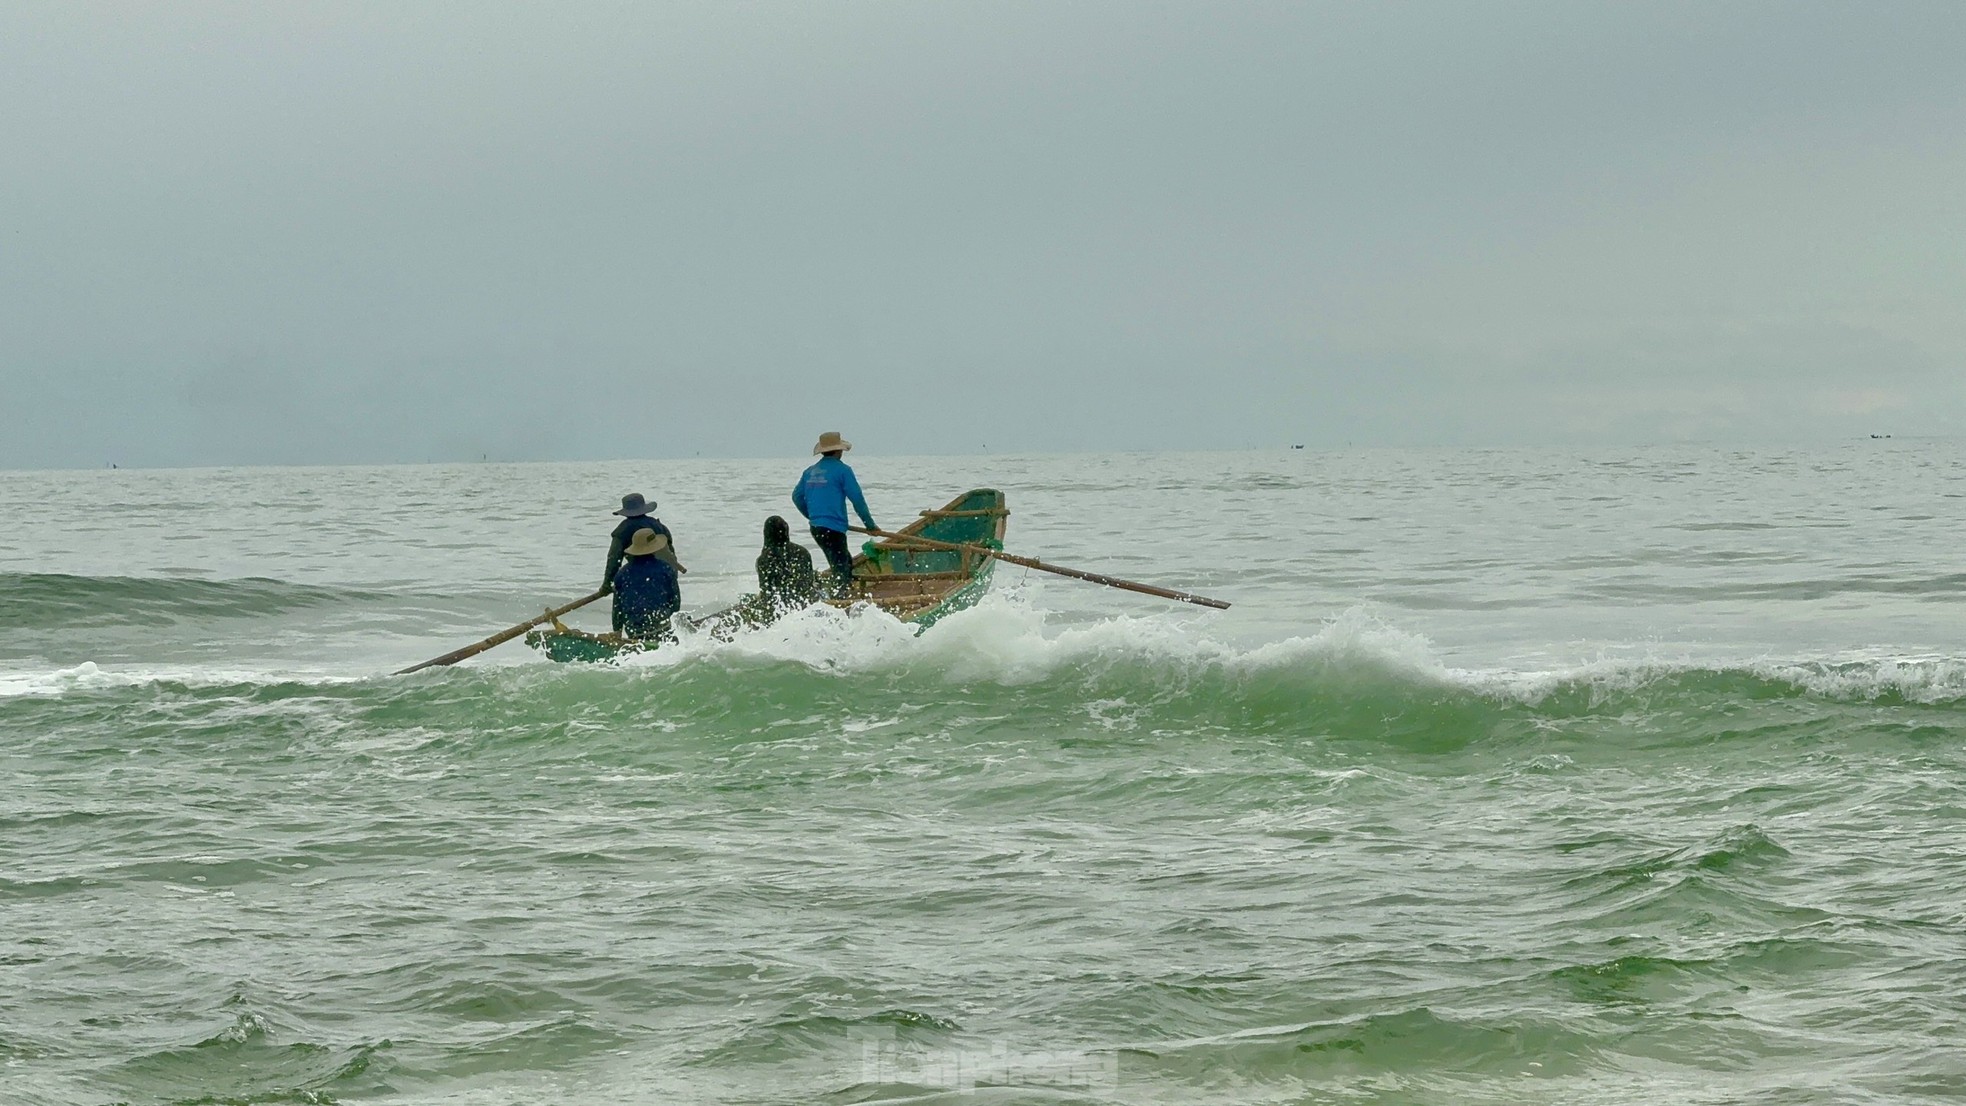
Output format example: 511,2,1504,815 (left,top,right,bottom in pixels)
602,492,685,605
792,431,877,598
